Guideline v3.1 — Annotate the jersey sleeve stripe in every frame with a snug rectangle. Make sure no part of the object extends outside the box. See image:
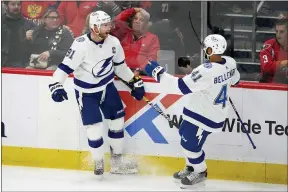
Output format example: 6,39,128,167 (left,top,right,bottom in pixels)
74,72,115,89
178,78,192,94
113,60,125,66
183,107,224,129
58,63,74,75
